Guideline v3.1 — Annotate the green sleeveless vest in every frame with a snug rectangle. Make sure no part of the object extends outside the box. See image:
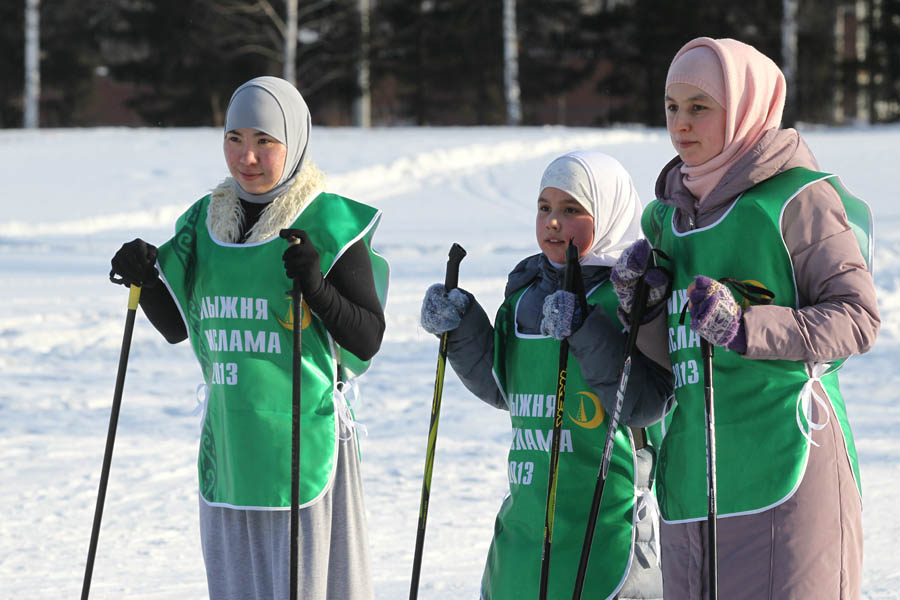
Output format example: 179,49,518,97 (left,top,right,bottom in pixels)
157,192,388,509
643,168,870,522
482,280,638,600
